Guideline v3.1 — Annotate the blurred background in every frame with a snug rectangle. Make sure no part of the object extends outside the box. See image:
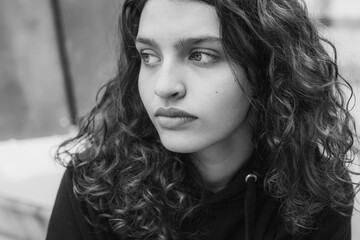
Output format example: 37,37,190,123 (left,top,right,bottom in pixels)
0,0,359,239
